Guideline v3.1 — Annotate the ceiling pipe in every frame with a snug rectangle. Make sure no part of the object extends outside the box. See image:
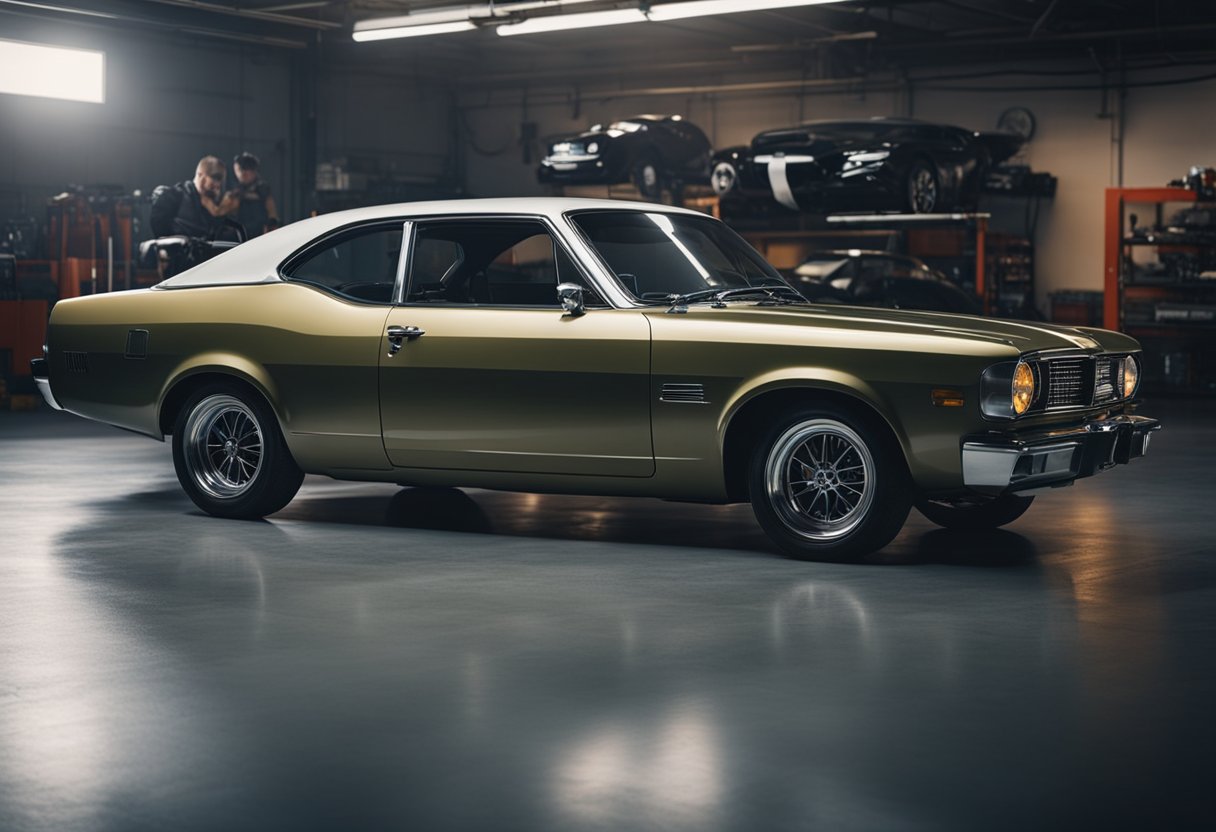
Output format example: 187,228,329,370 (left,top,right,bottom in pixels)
0,0,310,47
138,0,340,29
458,74,875,101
